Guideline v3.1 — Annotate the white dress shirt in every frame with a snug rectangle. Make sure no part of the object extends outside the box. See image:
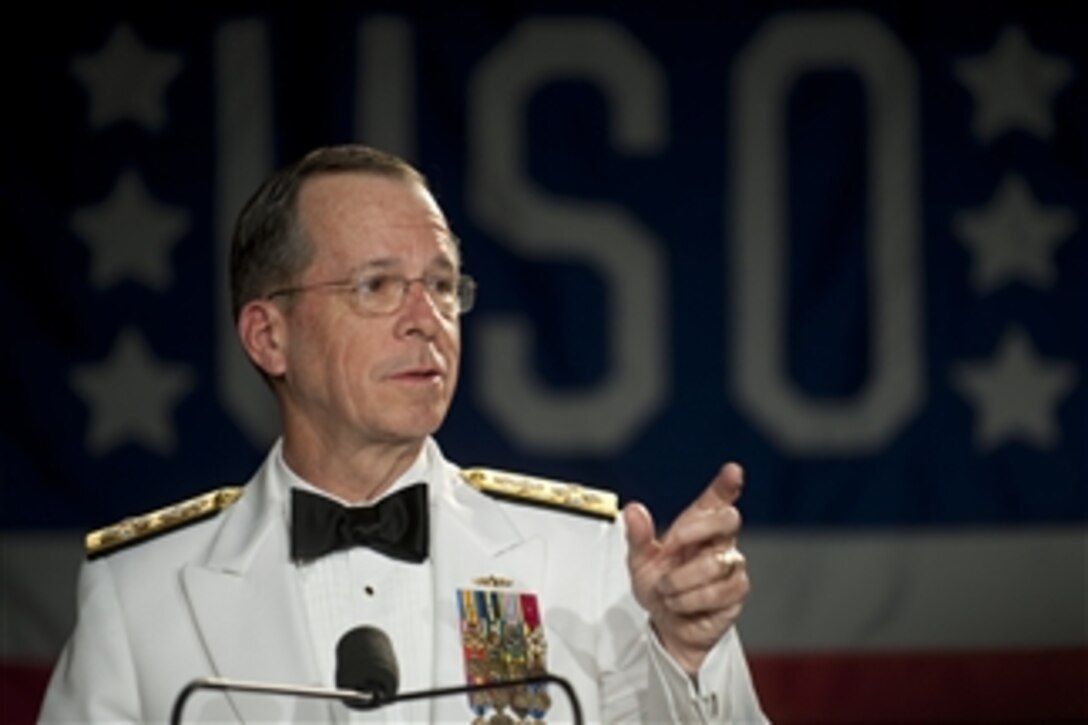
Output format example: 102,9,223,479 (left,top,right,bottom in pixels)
277,444,437,722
